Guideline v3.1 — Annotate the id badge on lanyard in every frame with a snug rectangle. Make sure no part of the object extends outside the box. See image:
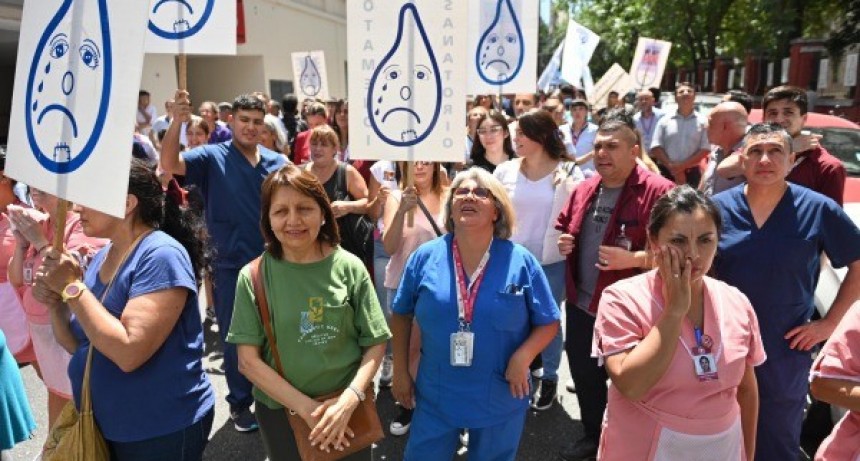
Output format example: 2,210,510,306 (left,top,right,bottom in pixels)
450,238,490,367
687,327,719,382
